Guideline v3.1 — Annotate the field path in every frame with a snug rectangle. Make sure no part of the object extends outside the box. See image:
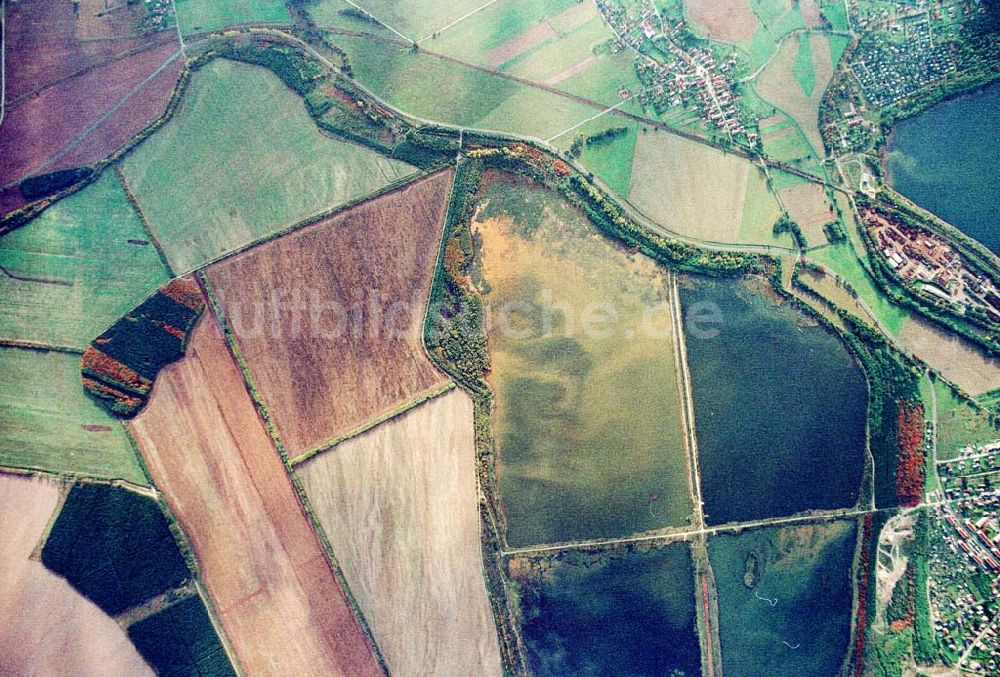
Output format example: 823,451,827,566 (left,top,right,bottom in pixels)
130,314,381,676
